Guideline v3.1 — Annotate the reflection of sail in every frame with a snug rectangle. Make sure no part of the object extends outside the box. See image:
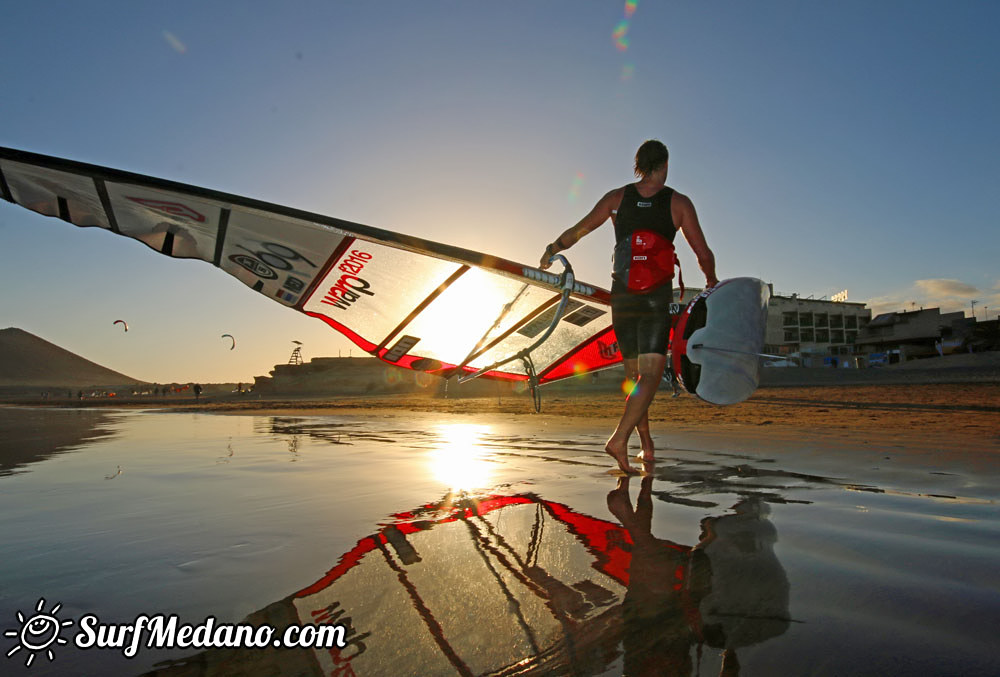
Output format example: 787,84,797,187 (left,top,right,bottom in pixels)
293,494,632,676
144,490,791,676
143,493,642,676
